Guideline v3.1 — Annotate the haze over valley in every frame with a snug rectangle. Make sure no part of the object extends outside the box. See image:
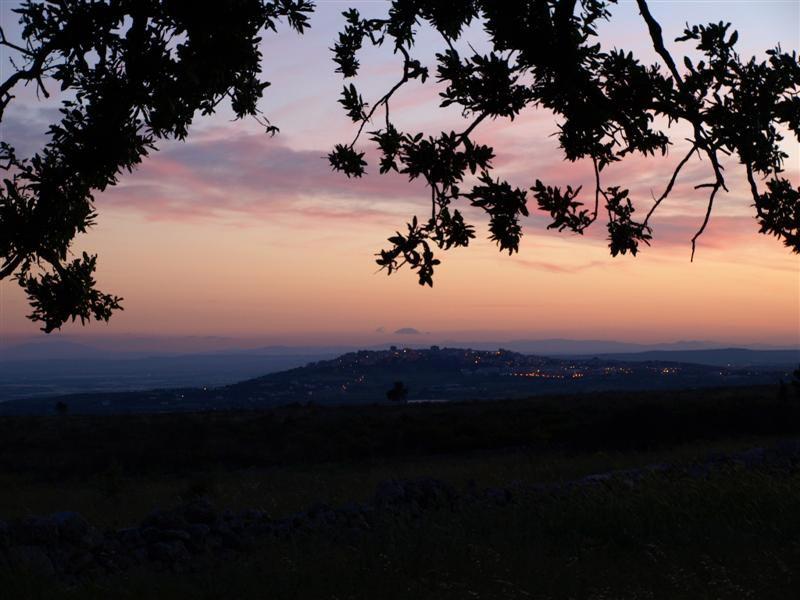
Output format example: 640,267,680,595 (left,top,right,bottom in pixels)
1,340,796,413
